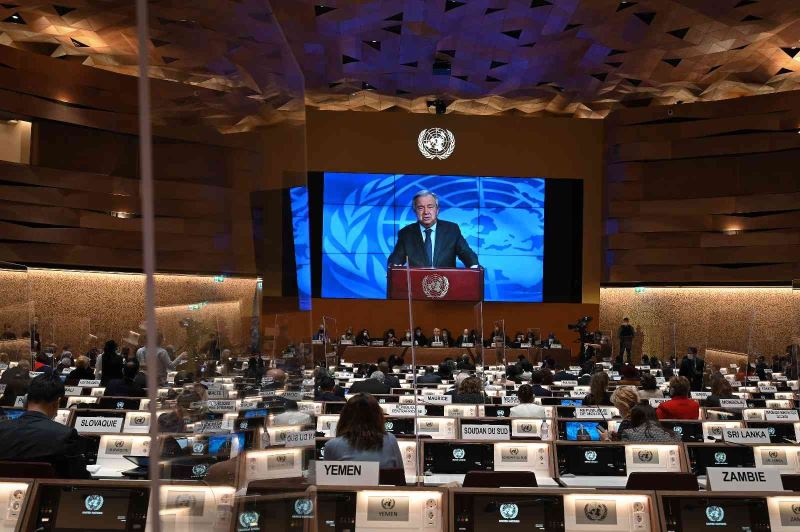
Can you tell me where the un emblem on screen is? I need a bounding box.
[294,498,313,516]
[421,274,449,298]
[500,504,519,520]
[706,506,725,523]
[584,503,608,522]
[418,128,455,160]
[85,495,104,512]
[239,511,259,528]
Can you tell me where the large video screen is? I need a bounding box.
[320,173,545,302]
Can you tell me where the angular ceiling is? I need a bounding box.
[1,0,800,124]
[272,0,800,117]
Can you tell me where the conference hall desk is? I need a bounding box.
[323,345,572,366]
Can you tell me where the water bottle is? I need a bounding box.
[540,420,549,440]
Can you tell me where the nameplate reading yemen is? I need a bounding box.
[314,461,378,486]
[461,424,511,440]
[706,467,783,492]
[722,428,771,444]
[76,416,123,433]
[285,430,316,448]
[765,409,800,421]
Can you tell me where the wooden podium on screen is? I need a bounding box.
[387,266,484,301]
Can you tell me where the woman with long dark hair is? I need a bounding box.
[583,372,612,406]
[322,393,403,469]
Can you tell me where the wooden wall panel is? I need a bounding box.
[605,90,800,283]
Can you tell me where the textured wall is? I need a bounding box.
[0,268,258,356]
[599,286,800,360]
[605,90,800,284]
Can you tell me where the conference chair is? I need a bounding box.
[0,460,57,479]
[462,470,538,488]
[626,472,699,491]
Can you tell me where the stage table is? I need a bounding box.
[314,344,573,367]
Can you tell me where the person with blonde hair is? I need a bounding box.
[600,385,640,440]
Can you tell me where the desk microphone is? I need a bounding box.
[705,435,752,448]
[780,436,799,445]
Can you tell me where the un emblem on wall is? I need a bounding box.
[421,274,449,298]
[418,128,455,160]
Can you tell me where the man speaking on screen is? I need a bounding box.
[388,190,479,268]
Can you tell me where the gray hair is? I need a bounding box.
[370,370,385,383]
[412,190,439,209]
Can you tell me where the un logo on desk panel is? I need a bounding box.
[421,274,449,298]
[500,504,519,520]
[418,128,455,160]
[584,503,608,522]
[381,498,396,510]
[584,450,597,462]
[85,495,104,512]
[453,448,466,460]
[706,506,725,523]
[714,452,727,464]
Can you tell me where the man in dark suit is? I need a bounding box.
[388,190,479,268]
[378,362,401,389]
[0,374,90,478]
[552,364,575,382]
[455,328,475,347]
[679,347,704,391]
[348,371,391,395]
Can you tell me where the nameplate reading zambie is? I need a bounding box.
[722,428,771,444]
[314,461,378,486]
[706,467,783,492]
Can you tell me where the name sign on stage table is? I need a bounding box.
[707,468,783,492]
[315,461,378,486]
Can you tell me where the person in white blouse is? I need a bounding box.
[510,384,546,417]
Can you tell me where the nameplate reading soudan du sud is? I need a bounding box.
[706,468,783,492]
[314,461,379,486]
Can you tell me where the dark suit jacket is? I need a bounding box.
[383,374,401,389]
[348,379,390,395]
[388,220,478,268]
[0,411,90,479]
[418,373,443,384]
